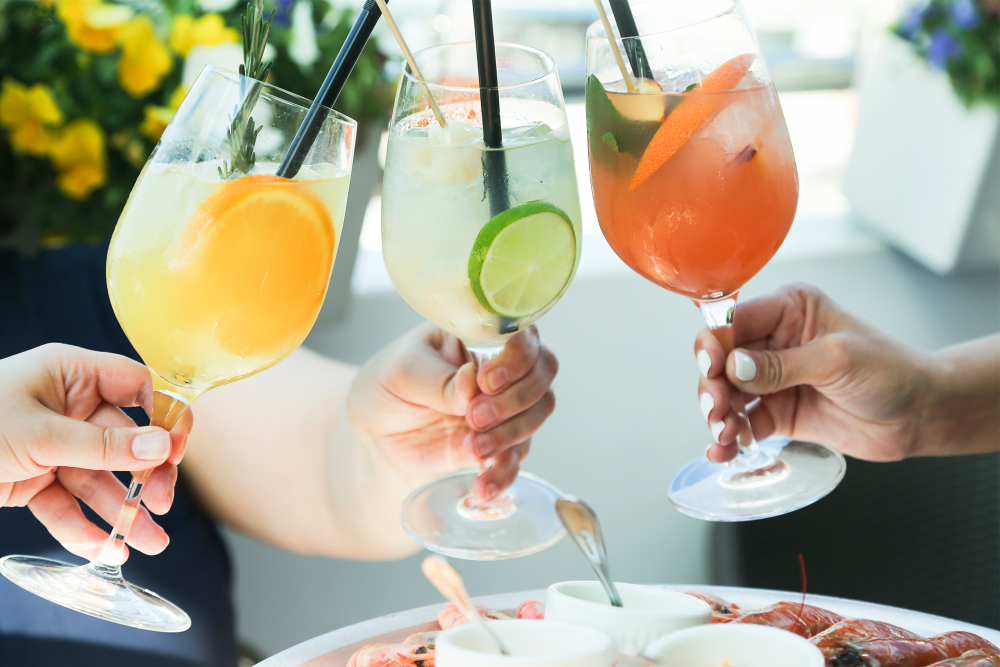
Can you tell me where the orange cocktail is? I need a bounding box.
[589,75,797,300]
[585,0,845,523]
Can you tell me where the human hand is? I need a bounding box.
[348,324,558,502]
[696,284,938,463]
[0,344,192,561]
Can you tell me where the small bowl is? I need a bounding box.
[644,623,824,667]
[435,620,614,667]
[545,581,712,654]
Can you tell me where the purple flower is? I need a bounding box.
[927,28,963,68]
[948,0,980,28]
[900,4,928,38]
[272,0,296,25]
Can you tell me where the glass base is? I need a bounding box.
[668,438,846,521]
[0,555,191,632]
[402,470,566,560]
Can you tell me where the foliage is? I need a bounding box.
[0,0,393,250]
[893,0,1000,107]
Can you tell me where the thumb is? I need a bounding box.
[727,341,839,396]
[30,418,171,472]
[441,361,478,415]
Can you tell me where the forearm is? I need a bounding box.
[183,347,424,560]
[921,334,1000,456]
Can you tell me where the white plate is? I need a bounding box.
[257,585,1000,667]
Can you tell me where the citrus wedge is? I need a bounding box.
[628,53,755,192]
[468,200,576,319]
[176,174,335,357]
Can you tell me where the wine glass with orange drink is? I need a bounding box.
[0,67,356,630]
[586,0,845,520]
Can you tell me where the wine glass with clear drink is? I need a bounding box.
[382,43,582,559]
[586,0,845,520]
[0,67,356,630]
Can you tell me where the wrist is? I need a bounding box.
[919,341,999,456]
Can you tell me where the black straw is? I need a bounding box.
[471,0,509,218]
[609,0,653,80]
[277,0,387,178]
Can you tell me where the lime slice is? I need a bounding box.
[468,200,576,318]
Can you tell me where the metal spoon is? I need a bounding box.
[555,497,624,607]
[421,556,511,655]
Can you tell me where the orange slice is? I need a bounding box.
[177,174,335,357]
[628,53,755,192]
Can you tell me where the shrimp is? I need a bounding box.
[827,631,999,667]
[926,650,1000,666]
[437,603,511,630]
[734,601,843,638]
[685,591,742,623]
[812,618,922,652]
[346,640,435,667]
[517,599,545,620]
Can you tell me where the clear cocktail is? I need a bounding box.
[384,42,580,560]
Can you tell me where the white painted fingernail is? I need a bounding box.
[132,431,170,460]
[710,421,725,443]
[699,392,714,420]
[734,350,758,382]
[705,442,716,454]
[697,349,712,377]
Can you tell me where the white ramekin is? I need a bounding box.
[544,581,712,655]
[435,619,614,667]
[644,623,825,667]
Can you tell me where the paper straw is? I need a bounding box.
[592,0,635,92]
[609,0,653,80]
[277,0,386,178]
[471,0,510,218]
[372,0,447,127]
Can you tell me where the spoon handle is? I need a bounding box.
[422,556,511,655]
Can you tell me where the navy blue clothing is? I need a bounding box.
[0,243,238,667]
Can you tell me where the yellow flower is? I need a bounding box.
[0,79,63,129]
[10,120,54,156]
[57,163,107,199]
[117,16,173,98]
[140,83,188,142]
[140,105,173,142]
[56,0,133,54]
[169,13,238,57]
[49,119,107,200]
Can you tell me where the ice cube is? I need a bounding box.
[397,119,483,186]
[699,101,764,157]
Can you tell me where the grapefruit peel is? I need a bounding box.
[628,53,756,192]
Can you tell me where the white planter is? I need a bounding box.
[844,32,1000,274]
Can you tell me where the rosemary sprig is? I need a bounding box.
[218,0,274,180]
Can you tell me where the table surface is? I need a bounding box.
[256,584,1000,667]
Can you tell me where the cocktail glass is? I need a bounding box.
[383,43,581,559]
[585,0,845,521]
[0,67,356,630]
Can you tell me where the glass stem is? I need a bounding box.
[88,380,200,576]
[464,342,506,477]
[696,295,769,469]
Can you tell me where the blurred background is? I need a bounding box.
[0,0,997,662]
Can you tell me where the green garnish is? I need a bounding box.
[684,82,699,92]
[601,132,620,153]
[218,0,274,180]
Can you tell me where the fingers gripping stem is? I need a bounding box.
[92,384,198,571]
[696,296,766,467]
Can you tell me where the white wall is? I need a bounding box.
[224,232,1000,659]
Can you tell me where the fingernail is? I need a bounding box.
[486,368,508,392]
[710,421,725,443]
[697,349,712,377]
[699,392,715,420]
[474,433,494,458]
[705,442,716,455]
[132,431,170,461]
[472,402,497,429]
[485,483,499,501]
[734,350,758,382]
